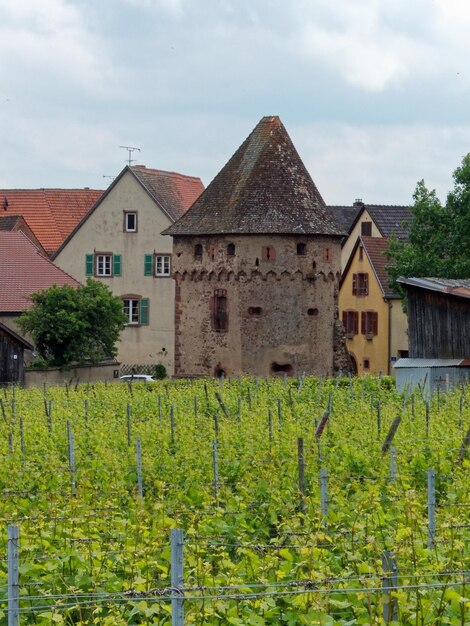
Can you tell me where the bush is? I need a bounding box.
[154,363,167,379]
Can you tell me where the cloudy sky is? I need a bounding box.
[1,0,470,204]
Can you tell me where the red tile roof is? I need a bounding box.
[0,232,80,313]
[130,166,204,221]
[0,215,46,255]
[0,188,103,255]
[361,236,397,298]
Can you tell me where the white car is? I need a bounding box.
[119,374,155,383]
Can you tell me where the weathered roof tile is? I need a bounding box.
[0,232,80,313]
[0,189,102,255]
[165,116,345,236]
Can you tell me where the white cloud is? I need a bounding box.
[0,0,113,96]
[291,122,470,204]
[123,0,185,16]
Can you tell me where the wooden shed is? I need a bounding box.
[0,322,33,387]
[398,277,470,359]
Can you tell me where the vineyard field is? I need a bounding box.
[0,375,469,625]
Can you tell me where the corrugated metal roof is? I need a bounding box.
[398,277,470,299]
[165,116,345,237]
[394,358,470,368]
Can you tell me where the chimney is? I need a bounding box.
[353,198,364,207]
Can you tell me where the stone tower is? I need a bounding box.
[164,116,345,377]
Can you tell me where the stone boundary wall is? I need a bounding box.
[24,361,121,388]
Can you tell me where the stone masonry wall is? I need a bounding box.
[172,234,342,377]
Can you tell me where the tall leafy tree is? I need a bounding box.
[387,154,470,292]
[18,279,127,366]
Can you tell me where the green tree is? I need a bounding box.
[387,154,470,293]
[18,279,127,366]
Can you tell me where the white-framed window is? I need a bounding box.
[123,298,140,324]
[96,254,112,276]
[122,296,149,325]
[155,254,171,276]
[124,211,137,232]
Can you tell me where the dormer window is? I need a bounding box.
[361,221,372,236]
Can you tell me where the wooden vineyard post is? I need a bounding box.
[315,411,329,464]
[212,439,219,507]
[268,409,273,442]
[427,469,435,550]
[382,416,401,456]
[458,426,470,463]
[377,401,381,439]
[47,399,52,433]
[297,438,306,518]
[425,402,430,437]
[215,392,229,419]
[382,551,398,623]
[213,411,219,438]
[136,436,143,499]
[8,524,19,626]
[8,432,12,454]
[171,529,184,626]
[277,398,282,429]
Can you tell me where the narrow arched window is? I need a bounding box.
[194,244,203,258]
[227,243,235,256]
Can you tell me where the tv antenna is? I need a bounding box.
[102,175,116,182]
[120,145,141,166]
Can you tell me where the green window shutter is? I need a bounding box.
[113,254,122,277]
[86,254,94,276]
[140,298,149,325]
[144,254,153,276]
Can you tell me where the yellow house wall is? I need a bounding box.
[390,299,409,363]
[339,246,390,376]
[54,171,176,374]
[341,210,383,271]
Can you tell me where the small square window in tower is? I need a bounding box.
[212,289,228,332]
[261,245,276,261]
[297,243,306,255]
[227,243,235,256]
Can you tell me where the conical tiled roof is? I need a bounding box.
[164,116,345,236]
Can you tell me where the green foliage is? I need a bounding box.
[0,376,469,624]
[18,279,127,366]
[154,363,167,379]
[387,154,470,297]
